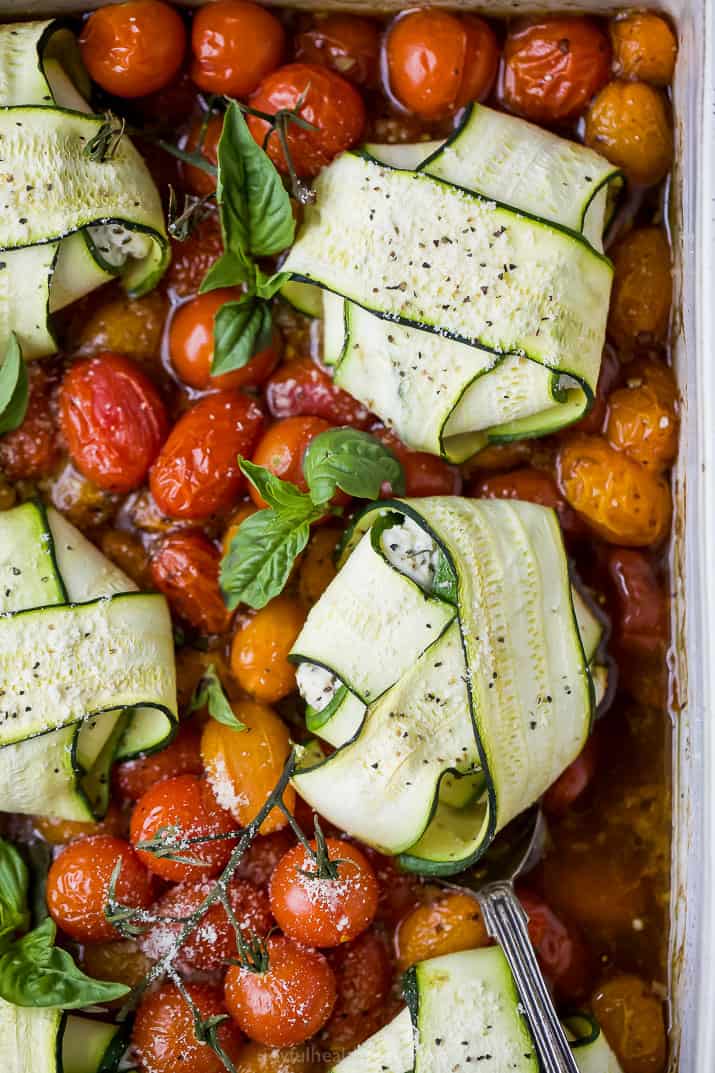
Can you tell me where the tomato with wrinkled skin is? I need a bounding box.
[472,467,585,538]
[517,887,592,1001]
[130,773,238,882]
[396,890,490,970]
[150,531,232,635]
[608,229,673,351]
[224,935,336,1047]
[34,802,124,847]
[386,10,499,119]
[298,526,340,606]
[591,974,667,1073]
[47,835,154,943]
[270,838,379,946]
[295,15,381,88]
[249,416,339,507]
[611,12,677,87]
[374,428,463,497]
[585,81,673,187]
[79,0,186,98]
[59,353,168,494]
[0,364,60,480]
[233,1042,314,1073]
[114,721,203,802]
[182,113,221,198]
[133,982,243,1073]
[324,931,393,1053]
[502,18,611,123]
[191,0,285,97]
[606,548,668,658]
[99,529,150,589]
[371,854,422,928]
[230,595,306,703]
[165,213,224,299]
[248,64,366,179]
[150,390,264,520]
[542,735,598,817]
[236,830,296,887]
[81,939,151,992]
[606,358,678,470]
[266,356,373,429]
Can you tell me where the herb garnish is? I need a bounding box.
[83,111,126,163]
[188,663,246,731]
[0,333,28,436]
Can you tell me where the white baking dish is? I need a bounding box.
[1,1,713,1070]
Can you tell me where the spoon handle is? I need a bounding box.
[478,880,580,1073]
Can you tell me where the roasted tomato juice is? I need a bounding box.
[0,5,677,1073]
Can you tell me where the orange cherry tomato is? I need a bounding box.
[80,1,186,98]
[298,526,340,606]
[249,416,336,507]
[34,802,124,847]
[230,595,306,703]
[606,547,668,659]
[222,502,258,557]
[373,428,462,497]
[502,17,611,123]
[0,364,60,480]
[517,887,592,1002]
[170,290,281,391]
[606,358,678,470]
[584,81,673,187]
[190,0,285,97]
[150,531,232,635]
[141,875,271,973]
[150,390,264,520]
[324,931,393,1053]
[81,938,151,991]
[386,10,498,119]
[47,835,154,943]
[542,735,598,817]
[610,12,677,87]
[165,212,224,299]
[114,721,203,802]
[224,934,336,1047]
[557,435,671,546]
[591,974,667,1073]
[182,113,222,198]
[266,355,373,429]
[295,15,381,88]
[269,838,379,946]
[133,981,243,1073]
[608,228,673,351]
[247,63,365,179]
[472,467,585,538]
[396,890,490,971]
[201,701,296,834]
[130,773,238,882]
[59,353,168,494]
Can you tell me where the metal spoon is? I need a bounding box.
[444,808,580,1073]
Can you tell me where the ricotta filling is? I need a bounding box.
[380,515,440,590]
[297,661,340,713]
[88,222,151,268]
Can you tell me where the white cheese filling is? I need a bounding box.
[297,661,340,713]
[88,222,151,268]
[380,515,440,590]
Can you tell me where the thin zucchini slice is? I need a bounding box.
[280,279,323,317]
[0,1000,64,1073]
[61,1014,128,1073]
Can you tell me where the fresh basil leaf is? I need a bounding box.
[200,248,254,294]
[0,839,29,946]
[220,501,322,611]
[240,460,310,511]
[211,295,273,376]
[0,334,29,436]
[254,267,291,301]
[0,918,128,1008]
[189,664,246,731]
[217,101,295,259]
[303,428,405,504]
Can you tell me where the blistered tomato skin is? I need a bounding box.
[608,228,672,350]
[133,982,243,1073]
[502,17,611,123]
[190,0,286,97]
[266,356,373,429]
[472,467,585,538]
[165,213,224,299]
[114,721,203,802]
[79,1,186,98]
[374,428,462,497]
[606,548,668,658]
[46,835,154,943]
[295,15,381,87]
[324,931,393,1052]
[249,415,339,507]
[150,531,231,635]
[59,353,168,494]
[130,773,238,882]
[591,975,667,1073]
[585,81,673,186]
[396,891,490,971]
[606,358,679,470]
[248,63,366,178]
[182,113,222,198]
[610,12,677,86]
[230,595,306,703]
[150,390,264,520]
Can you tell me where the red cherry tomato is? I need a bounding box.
[0,364,60,480]
[502,18,611,123]
[324,930,393,1052]
[170,290,280,391]
[517,887,591,1002]
[295,15,381,87]
[150,391,264,520]
[373,428,462,497]
[133,982,243,1073]
[542,735,599,817]
[371,853,423,928]
[79,1,186,98]
[606,548,668,658]
[130,773,238,882]
[247,63,366,178]
[471,467,585,538]
[165,213,224,299]
[182,113,221,198]
[114,721,203,802]
[235,830,296,887]
[224,934,336,1046]
[269,838,379,947]
[190,0,285,97]
[141,876,271,972]
[46,835,154,943]
[59,353,168,494]
[386,10,499,119]
[266,355,373,429]
[249,415,344,508]
[150,531,231,635]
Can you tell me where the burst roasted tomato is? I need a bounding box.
[114,721,203,802]
[79,0,186,98]
[190,0,286,97]
[133,982,243,1073]
[606,548,668,658]
[374,428,462,497]
[150,391,264,520]
[265,356,373,429]
[247,63,366,178]
[46,835,154,943]
[386,10,499,119]
[606,358,679,470]
[150,531,232,635]
[502,17,611,123]
[295,14,381,87]
[472,467,585,537]
[59,353,168,494]
[584,81,673,187]
[165,213,224,299]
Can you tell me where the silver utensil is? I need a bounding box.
[446,808,580,1073]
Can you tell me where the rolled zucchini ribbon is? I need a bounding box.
[291,498,608,876]
[0,502,177,821]
[283,103,622,462]
[0,20,169,361]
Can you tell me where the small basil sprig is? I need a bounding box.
[0,334,29,436]
[201,101,295,376]
[0,841,29,946]
[189,664,246,731]
[220,429,404,611]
